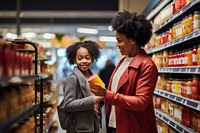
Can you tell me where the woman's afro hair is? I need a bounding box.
[111,10,152,47]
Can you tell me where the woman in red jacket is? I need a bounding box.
[91,10,158,133]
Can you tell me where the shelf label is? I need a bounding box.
[163,116,169,123]
[174,39,181,44]
[164,93,169,97]
[186,100,198,109]
[181,68,187,73]
[176,97,183,103]
[169,94,175,100]
[190,68,196,73]
[194,30,200,37]
[169,41,174,46]
[181,36,186,42]
[176,125,183,133]
[186,33,193,40]
[169,121,175,127]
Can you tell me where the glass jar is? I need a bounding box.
[194,11,200,31]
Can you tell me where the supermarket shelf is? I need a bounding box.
[146,0,172,20]
[0,75,39,87]
[153,0,200,33]
[146,29,200,54]
[157,66,200,74]
[155,109,197,133]
[0,104,39,132]
[154,89,200,111]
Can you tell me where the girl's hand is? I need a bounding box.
[91,83,106,96]
[94,96,104,104]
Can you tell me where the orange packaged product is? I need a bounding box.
[187,48,193,66]
[197,45,200,66]
[192,75,199,100]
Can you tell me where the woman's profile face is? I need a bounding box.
[74,47,93,72]
[115,32,134,57]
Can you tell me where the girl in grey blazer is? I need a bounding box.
[63,41,104,133]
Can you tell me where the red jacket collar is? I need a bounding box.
[117,49,148,69]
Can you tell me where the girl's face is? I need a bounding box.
[115,32,135,57]
[74,47,93,73]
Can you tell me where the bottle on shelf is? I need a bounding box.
[192,75,199,100]
[192,46,197,66]
[197,44,200,66]
[194,11,200,31]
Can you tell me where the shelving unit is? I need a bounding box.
[146,0,200,132]
[157,66,200,74]
[154,0,200,33]
[146,29,200,54]
[0,40,51,133]
[154,89,200,111]
[155,109,197,133]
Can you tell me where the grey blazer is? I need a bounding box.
[63,66,99,133]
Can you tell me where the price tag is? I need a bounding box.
[169,121,175,127]
[176,97,183,103]
[181,36,186,42]
[190,68,196,73]
[176,125,183,133]
[186,100,198,109]
[174,39,181,44]
[164,93,169,97]
[181,68,186,73]
[163,116,168,123]
[194,30,200,37]
[169,94,175,100]
[186,33,193,40]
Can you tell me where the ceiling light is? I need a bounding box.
[43,33,55,39]
[6,33,18,39]
[76,28,98,34]
[22,32,36,38]
[98,36,116,42]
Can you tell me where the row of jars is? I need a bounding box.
[0,42,34,78]
[0,84,34,123]
[173,0,193,14]
[157,119,176,133]
[156,74,200,100]
[149,10,200,48]
[152,45,200,68]
[154,96,200,132]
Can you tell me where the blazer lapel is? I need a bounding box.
[73,67,92,97]
[115,50,147,92]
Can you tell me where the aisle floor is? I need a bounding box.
[55,95,107,133]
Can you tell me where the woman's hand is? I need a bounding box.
[91,83,107,96]
[94,96,104,104]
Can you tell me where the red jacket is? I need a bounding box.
[105,50,158,133]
